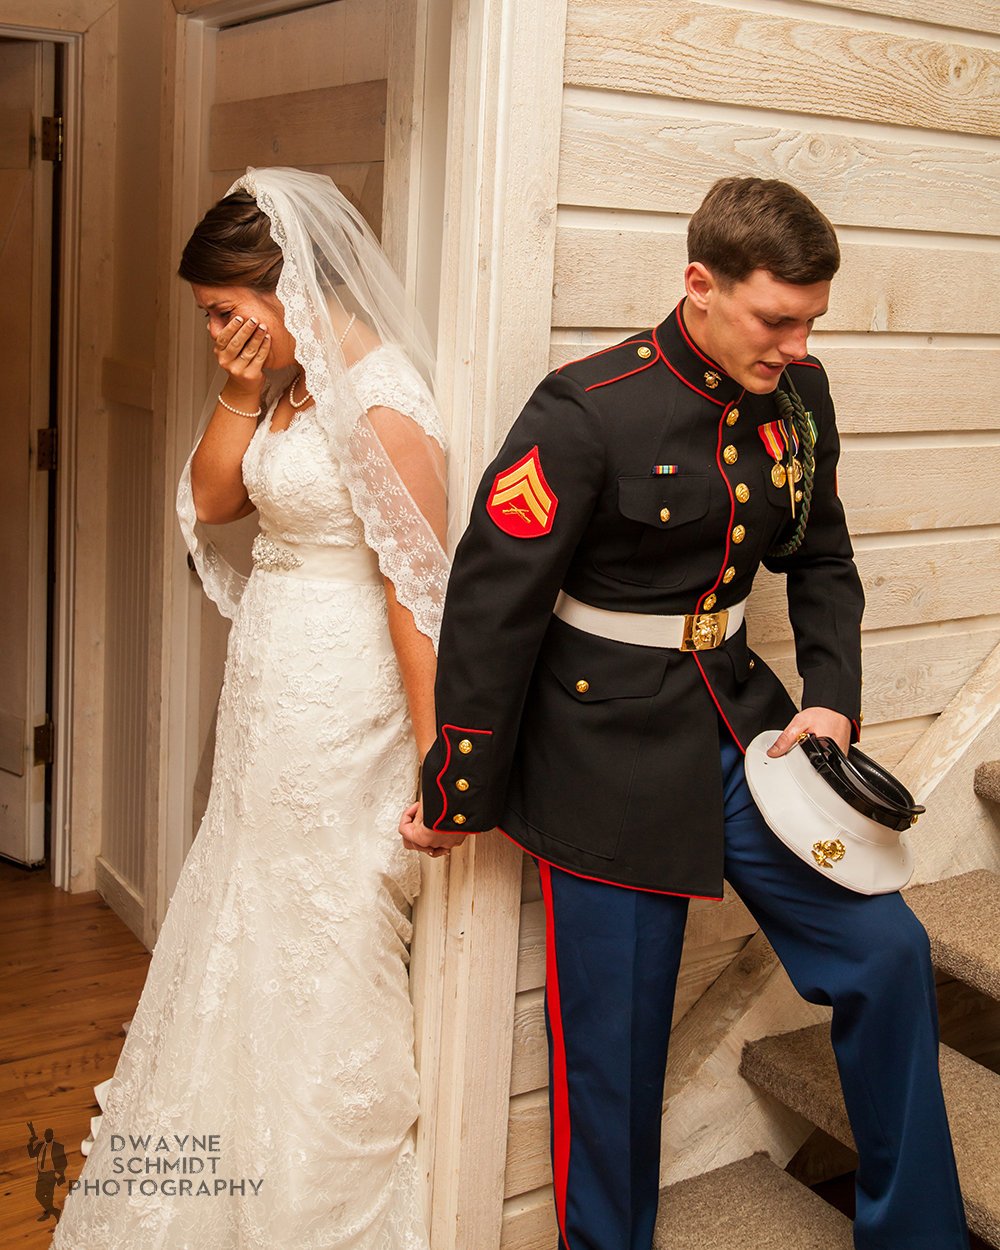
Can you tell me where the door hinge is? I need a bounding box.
[41,115,64,163]
[33,718,54,767]
[37,427,57,471]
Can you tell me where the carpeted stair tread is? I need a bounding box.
[653,1153,853,1249]
[906,869,1000,1002]
[974,761,1000,806]
[741,1024,1000,1246]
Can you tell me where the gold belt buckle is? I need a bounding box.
[680,609,729,651]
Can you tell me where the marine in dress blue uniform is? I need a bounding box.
[416,182,968,1249]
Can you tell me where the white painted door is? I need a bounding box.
[0,39,54,864]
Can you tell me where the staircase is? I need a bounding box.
[652,867,1000,1246]
[738,868,1000,1247]
[654,1153,853,1248]
[975,762,1000,807]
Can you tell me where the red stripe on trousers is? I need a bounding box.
[539,861,572,1247]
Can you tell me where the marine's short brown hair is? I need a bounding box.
[178,191,283,291]
[687,177,840,286]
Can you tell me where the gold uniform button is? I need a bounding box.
[732,524,746,544]
[749,658,755,670]
[453,814,467,825]
[637,345,652,359]
[703,594,717,611]
[734,482,750,504]
[726,407,740,426]
[659,507,671,523]
[795,489,803,503]
[455,778,470,792]
[575,680,590,694]
[723,445,738,465]
[722,566,736,584]
[458,738,473,754]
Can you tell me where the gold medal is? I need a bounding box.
[771,462,787,489]
[792,457,803,483]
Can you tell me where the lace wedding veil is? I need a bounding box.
[176,166,449,646]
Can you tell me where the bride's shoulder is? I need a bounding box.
[347,344,443,441]
[348,342,423,388]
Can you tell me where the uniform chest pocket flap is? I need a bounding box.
[617,474,711,530]
[541,618,668,701]
[611,474,712,587]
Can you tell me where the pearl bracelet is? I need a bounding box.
[217,393,263,419]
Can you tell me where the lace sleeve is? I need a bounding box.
[344,347,450,645]
[349,346,446,449]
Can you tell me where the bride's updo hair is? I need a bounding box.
[178,191,283,292]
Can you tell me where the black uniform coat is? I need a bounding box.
[421,302,864,898]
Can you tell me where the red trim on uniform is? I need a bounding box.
[675,300,730,376]
[432,725,493,831]
[498,827,723,902]
[555,338,657,374]
[851,717,861,741]
[695,395,745,613]
[575,339,661,392]
[651,316,728,406]
[691,652,746,754]
[539,861,573,1248]
[788,358,821,370]
[660,354,726,406]
[585,361,659,392]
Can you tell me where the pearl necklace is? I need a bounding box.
[288,314,357,410]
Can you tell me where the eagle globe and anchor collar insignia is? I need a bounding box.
[744,731,924,895]
[486,445,558,538]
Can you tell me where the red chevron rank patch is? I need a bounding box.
[486,445,558,538]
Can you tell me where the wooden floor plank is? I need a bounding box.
[0,861,149,1246]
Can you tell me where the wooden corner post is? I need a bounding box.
[426,1,569,1247]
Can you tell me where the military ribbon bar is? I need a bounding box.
[757,421,785,462]
[651,464,679,475]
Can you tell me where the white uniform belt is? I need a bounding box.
[251,533,383,584]
[554,591,746,651]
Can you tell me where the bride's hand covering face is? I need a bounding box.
[177,167,450,647]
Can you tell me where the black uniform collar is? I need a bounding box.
[653,301,743,409]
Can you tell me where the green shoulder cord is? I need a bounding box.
[768,373,817,559]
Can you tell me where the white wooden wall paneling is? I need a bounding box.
[558,100,1000,237]
[750,539,1000,641]
[760,622,1000,725]
[564,1,1000,136]
[550,338,999,436]
[795,0,999,38]
[553,227,1000,336]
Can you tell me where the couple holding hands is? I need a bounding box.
[53,169,967,1250]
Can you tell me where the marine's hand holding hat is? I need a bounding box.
[766,706,852,758]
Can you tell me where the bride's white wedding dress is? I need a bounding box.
[54,347,433,1250]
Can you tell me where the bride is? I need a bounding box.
[53,167,461,1249]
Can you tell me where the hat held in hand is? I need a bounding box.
[744,731,924,895]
